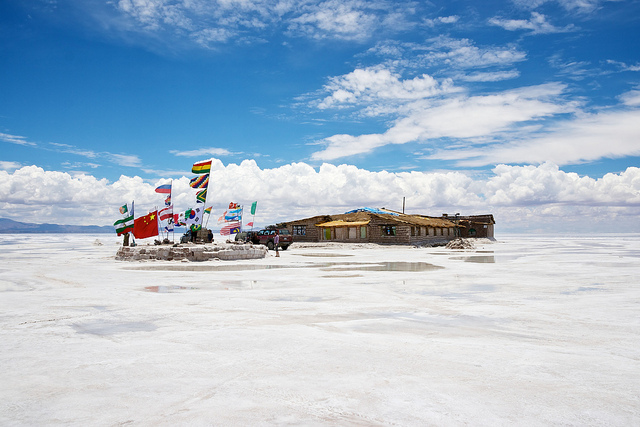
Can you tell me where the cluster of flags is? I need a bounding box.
[114,159,260,241]
[218,202,242,236]
[113,202,159,240]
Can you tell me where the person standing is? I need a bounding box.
[274,230,280,257]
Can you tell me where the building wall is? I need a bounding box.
[285,215,462,245]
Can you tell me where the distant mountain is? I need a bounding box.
[0,218,114,234]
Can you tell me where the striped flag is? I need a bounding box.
[189,174,209,189]
[204,206,212,214]
[155,184,171,194]
[192,160,212,174]
[196,189,207,203]
[114,215,134,236]
[159,206,173,221]
[220,221,241,236]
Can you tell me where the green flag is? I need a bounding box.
[114,215,134,236]
[250,201,257,215]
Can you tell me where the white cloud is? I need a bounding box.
[429,108,640,167]
[0,161,22,171]
[109,0,420,46]
[489,12,576,34]
[106,153,143,167]
[170,148,235,157]
[311,83,571,161]
[606,60,640,72]
[511,0,605,14]
[315,67,460,110]
[0,132,36,146]
[2,161,639,232]
[424,15,459,26]
[457,70,520,82]
[619,89,640,106]
[422,36,527,69]
[287,0,379,41]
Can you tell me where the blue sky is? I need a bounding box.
[1,0,640,232]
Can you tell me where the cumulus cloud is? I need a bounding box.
[489,12,576,34]
[2,161,639,232]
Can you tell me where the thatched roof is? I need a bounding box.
[286,211,457,228]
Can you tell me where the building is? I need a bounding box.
[453,214,495,239]
[282,208,467,245]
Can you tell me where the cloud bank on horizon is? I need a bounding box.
[1,0,639,231]
[2,161,639,233]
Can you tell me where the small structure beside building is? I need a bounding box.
[452,214,495,239]
[282,208,492,246]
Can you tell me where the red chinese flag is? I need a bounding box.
[133,211,159,239]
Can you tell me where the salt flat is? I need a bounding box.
[1,234,638,426]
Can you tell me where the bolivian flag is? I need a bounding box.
[192,160,212,174]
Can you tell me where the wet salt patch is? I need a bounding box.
[126,261,444,272]
[321,261,443,272]
[144,285,198,293]
[72,320,157,335]
[293,253,354,257]
[451,255,496,263]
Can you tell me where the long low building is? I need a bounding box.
[282,208,494,245]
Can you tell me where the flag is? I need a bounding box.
[196,189,207,203]
[159,206,173,221]
[185,205,204,225]
[220,221,241,236]
[204,206,212,214]
[228,202,238,209]
[155,184,171,194]
[192,160,212,174]
[119,204,128,215]
[189,174,209,189]
[250,201,257,216]
[164,196,171,206]
[225,207,242,221]
[133,211,159,239]
[114,214,134,236]
[246,222,254,227]
[174,213,184,226]
[217,211,227,223]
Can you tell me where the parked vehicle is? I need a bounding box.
[237,228,292,250]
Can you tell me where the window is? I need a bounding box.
[411,227,416,236]
[360,226,367,239]
[381,225,397,236]
[292,225,306,236]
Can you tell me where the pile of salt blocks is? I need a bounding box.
[116,242,268,262]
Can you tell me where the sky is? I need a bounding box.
[1,0,639,233]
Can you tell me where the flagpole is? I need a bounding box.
[171,180,175,243]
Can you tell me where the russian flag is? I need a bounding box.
[155,184,171,194]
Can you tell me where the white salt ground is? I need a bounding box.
[0,233,639,426]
